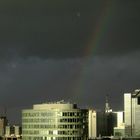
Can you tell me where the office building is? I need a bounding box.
[88,110,117,138]
[88,109,107,138]
[22,101,88,140]
[114,111,125,137]
[88,97,117,138]
[88,109,97,139]
[124,89,140,137]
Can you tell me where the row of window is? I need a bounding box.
[62,112,83,117]
[22,112,55,117]
[22,118,84,123]
[23,136,83,140]
[22,124,83,129]
[23,130,39,135]
[23,130,83,135]
[22,112,84,118]
[22,119,55,123]
[59,118,83,123]
[57,130,83,135]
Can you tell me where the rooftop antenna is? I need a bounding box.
[4,107,7,117]
[105,94,112,113]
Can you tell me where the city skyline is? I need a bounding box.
[0,1,140,124]
[0,90,140,139]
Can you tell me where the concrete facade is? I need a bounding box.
[22,101,88,140]
[88,109,97,139]
[114,111,125,137]
[124,89,140,137]
[0,117,7,137]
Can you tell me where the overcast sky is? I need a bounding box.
[0,1,140,124]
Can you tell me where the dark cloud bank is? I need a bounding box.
[0,1,140,124]
[0,1,140,59]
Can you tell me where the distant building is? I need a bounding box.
[96,111,108,137]
[124,89,140,137]
[5,126,11,136]
[104,96,117,136]
[105,95,112,113]
[114,111,125,137]
[22,101,88,140]
[88,110,117,138]
[0,117,8,137]
[5,125,22,137]
[88,109,97,139]
[97,112,117,137]
[14,126,21,137]
[88,96,117,139]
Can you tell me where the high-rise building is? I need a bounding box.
[124,89,140,137]
[88,96,117,139]
[22,101,88,140]
[88,109,97,139]
[88,110,117,138]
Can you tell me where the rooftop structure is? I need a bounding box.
[105,95,112,113]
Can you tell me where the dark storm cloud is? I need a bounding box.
[0,0,140,124]
[0,0,140,59]
[0,51,140,123]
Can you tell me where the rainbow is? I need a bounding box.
[72,1,114,103]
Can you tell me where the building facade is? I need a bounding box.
[88,109,117,138]
[88,109,97,139]
[5,125,22,137]
[0,117,8,137]
[22,101,88,140]
[124,89,140,137]
[114,111,125,137]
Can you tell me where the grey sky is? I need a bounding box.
[0,0,140,124]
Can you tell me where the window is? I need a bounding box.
[137,97,140,105]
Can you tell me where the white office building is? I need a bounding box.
[88,109,97,139]
[22,101,88,140]
[124,89,140,137]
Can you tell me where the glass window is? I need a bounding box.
[137,97,140,105]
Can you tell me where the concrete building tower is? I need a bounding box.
[88,109,97,139]
[124,89,140,137]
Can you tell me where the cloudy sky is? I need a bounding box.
[0,1,140,124]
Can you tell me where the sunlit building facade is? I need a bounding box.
[88,109,97,139]
[0,116,8,137]
[88,109,117,138]
[114,111,125,137]
[5,125,22,140]
[5,125,22,137]
[22,101,88,140]
[124,89,140,137]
